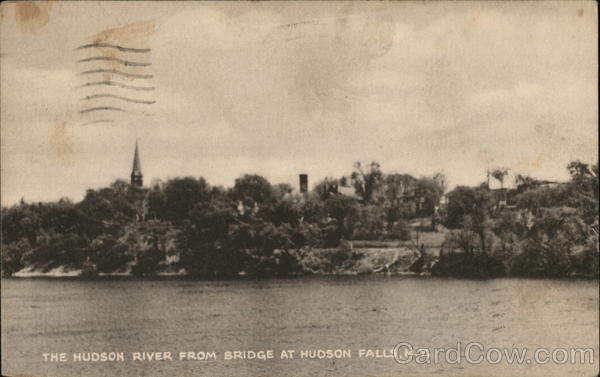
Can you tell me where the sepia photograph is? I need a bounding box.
[1,1,598,376]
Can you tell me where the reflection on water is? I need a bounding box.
[1,276,598,377]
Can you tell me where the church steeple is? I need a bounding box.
[130,140,143,187]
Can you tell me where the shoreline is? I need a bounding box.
[8,266,424,279]
[4,268,597,281]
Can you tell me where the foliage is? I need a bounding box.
[445,186,489,229]
[351,161,383,203]
[389,220,412,241]
[352,205,387,240]
[179,198,244,277]
[514,174,539,193]
[415,176,446,217]
[509,207,588,278]
[313,177,340,200]
[127,221,175,275]
[88,235,132,273]
[2,160,597,279]
[156,177,211,224]
[1,238,30,276]
[490,168,509,188]
[382,174,418,220]
[232,174,275,207]
[514,185,570,214]
[322,195,359,244]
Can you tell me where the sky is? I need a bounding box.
[1,1,598,206]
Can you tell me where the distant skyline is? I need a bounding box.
[1,1,598,206]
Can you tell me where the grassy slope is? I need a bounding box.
[304,218,449,275]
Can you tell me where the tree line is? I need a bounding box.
[436,161,598,278]
[1,160,598,279]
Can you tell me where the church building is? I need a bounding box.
[131,140,143,187]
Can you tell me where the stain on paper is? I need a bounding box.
[14,1,52,34]
[50,120,74,166]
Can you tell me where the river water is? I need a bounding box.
[1,276,598,377]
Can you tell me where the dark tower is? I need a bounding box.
[130,140,143,187]
[299,174,308,194]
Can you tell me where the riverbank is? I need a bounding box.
[10,245,426,278]
[5,220,598,280]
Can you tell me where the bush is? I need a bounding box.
[1,238,30,276]
[509,207,591,278]
[28,233,88,269]
[131,245,165,275]
[389,220,411,241]
[96,243,132,273]
[352,205,387,240]
[570,245,599,278]
[511,238,573,278]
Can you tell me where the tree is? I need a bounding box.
[147,182,167,220]
[178,197,244,277]
[572,220,599,277]
[120,220,178,275]
[273,183,293,198]
[1,238,31,276]
[271,196,302,226]
[323,195,359,241]
[433,223,506,278]
[232,175,274,207]
[33,232,88,269]
[78,182,139,226]
[88,234,132,273]
[40,201,87,237]
[445,186,494,253]
[509,207,587,278]
[382,174,417,220]
[313,177,339,200]
[415,176,445,217]
[432,172,447,192]
[491,168,509,188]
[514,174,539,193]
[351,161,383,203]
[1,203,43,245]
[491,168,509,203]
[567,160,596,178]
[352,204,387,240]
[566,160,599,224]
[161,177,211,224]
[514,185,570,215]
[296,194,324,224]
[446,186,490,228]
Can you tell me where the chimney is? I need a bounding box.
[299,174,308,194]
